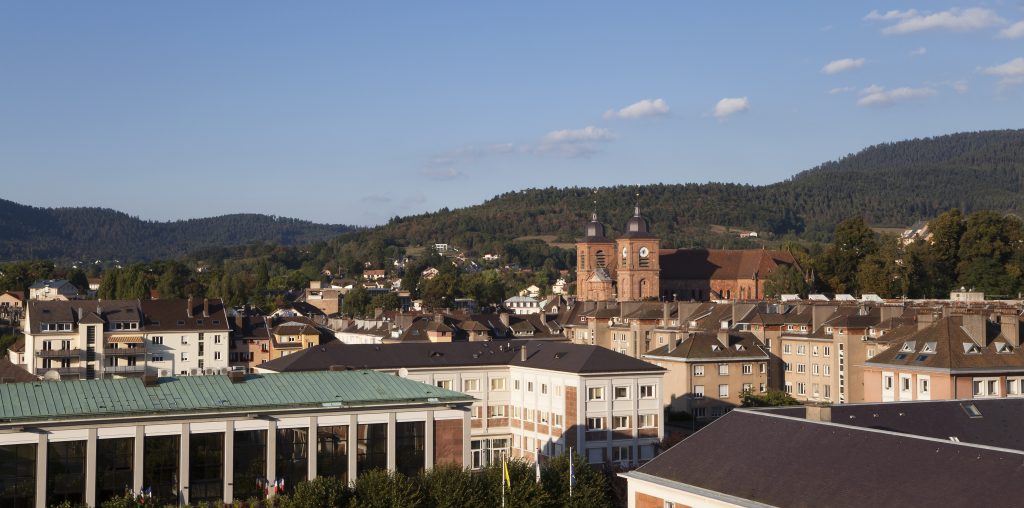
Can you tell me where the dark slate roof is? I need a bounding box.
[867,315,1024,371]
[142,299,230,332]
[629,408,1024,508]
[260,340,664,375]
[644,331,768,361]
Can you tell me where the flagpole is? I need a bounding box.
[569,446,574,498]
[501,455,506,508]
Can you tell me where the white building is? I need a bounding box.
[28,279,79,301]
[504,296,542,315]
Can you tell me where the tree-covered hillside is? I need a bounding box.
[0,199,356,261]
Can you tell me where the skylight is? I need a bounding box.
[960,403,983,418]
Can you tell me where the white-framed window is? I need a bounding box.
[527,382,534,392]
[742,364,753,375]
[797,382,806,395]
[759,383,766,393]
[612,446,631,462]
[812,383,820,397]
[513,379,520,390]
[614,386,630,400]
[1007,377,1024,397]
[692,407,707,418]
[783,344,792,354]
[181,336,189,345]
[613,415,630,429]
[214,351,221,360]
[639,384,656,399]
[490,377,507,391]
[638,414,657,428]
[812,364,820,375]
[918,375,931,400]
[181,352,189,361]
[553,414,563,427]
[824,384,831,398]
[797,345,806,355]
[152,336,163,345]
[693,365,705,376]
[214,335,221,344]
[151,355,164,362]
[693,385,705,398]
[784,382,793,394]
[471,406,483,419]
[587,386,605,401]
[973,377,1000,398]
[797,363,806,374]
[436,379,453,390]
[488,405,506,418]
[784,362,792,372]
[541,384,548,394]
[823,346,831,357]
[554,385,563,396]
[742,383,753,392]
[718,364,729,376]
[823,365,831,376]
[463,379,480,392]
[812,346,819,356]
[719,384,729,398]
[586,417,605,430]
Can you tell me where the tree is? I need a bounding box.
[540,452,614,508]
[855,236,909,298]
[763,264,809,298]
[370,292,400,312]
[351,469,423,508]
[741,389,800,407]
[418,464,490,508]
[280,476,352,508]
[342,285,371,317]
[815,216,878,294]
[66,269,89,294]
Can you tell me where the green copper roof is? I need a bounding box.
[0,371,471,423]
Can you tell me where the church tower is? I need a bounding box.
[576,212,616,301]
[615,206,660,301]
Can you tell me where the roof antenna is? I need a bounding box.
[635,190,641,216]
[592,189,599,222]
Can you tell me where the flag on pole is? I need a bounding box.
[503,456,512,488]
[568,447,576,497]
[535,448,542,483]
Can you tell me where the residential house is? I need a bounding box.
[28,279,78,301]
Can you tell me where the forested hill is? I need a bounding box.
[371,129,1024,251]
[0,199,356,261]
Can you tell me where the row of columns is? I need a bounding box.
[29,409,464,508]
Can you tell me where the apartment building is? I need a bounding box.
[622,400,1024,508]
[643,327,769,418]
[0,370,471,507]
[257,340,665,468]
[863,312,1024,402]
[22,298,231,380]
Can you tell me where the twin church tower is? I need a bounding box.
[576,206,661,302]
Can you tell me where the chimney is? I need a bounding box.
[917,312,935,331]
[962,313,987,346]
[520,345,527,362]
[499,312,510,327]
[1001,314,1020,348]
[717,320,730,347]
[806,405,832,422]
[142,373,159,387]
[812,305,837,332]
[880,305,902,325]
[667,337,681,354]
[187,297,194,318]
[662,302,671,325]
[202,298,210,318]
[228,370,246,383]
[78,307,83,320]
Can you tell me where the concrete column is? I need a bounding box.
[386,413,397,472]
[179,423,190,506]
[266,419,277,490]
[462,408,472,468]
[224,420,235,504]
[308,416,317,481]
[424,411,434,471]
[85,429,97,507]
[133,426,144,494]
[347,416,357,483]
[35,433,47,508]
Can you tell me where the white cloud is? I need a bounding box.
[420,167,465,180]
[910,47,927,56]
[857,85,937,106]
[868,8,1004,34]
[821,57,866,75]
[829,86,856,94]
[952,80,969,94]
[864,9,918,21]
[981,57,1024,76]
[713,97,750,119]
[999,20,1024,39]
[981,57,1024,88]
[604,98,670,119]
[539,126,615,157]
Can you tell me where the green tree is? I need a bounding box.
[540,453,614,508]
[280,476,352,508]
[418,464,490,508]
[351,469,423,508]
[855,236,910,298]
[815,216,878,294]
[741,389,800,407]
[66,269,89,294]
[370,292,400,312]
[342,285,371,317]
[763,264,809,298]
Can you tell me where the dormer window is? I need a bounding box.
[963,343,983,354]
[996,342,1014,354]
[922,342,937,354]
[825,327,833,334]
[734,344,745,351]
[711,344,723,352]
[900,341,916,353]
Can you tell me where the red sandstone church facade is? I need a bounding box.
[576,208,801,302]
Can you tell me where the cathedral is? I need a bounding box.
[576,208,801,302]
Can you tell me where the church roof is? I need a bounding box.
[659,249,799,281]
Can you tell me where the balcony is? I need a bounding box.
[37,348,85,359]
[103,365,148,375]
[102,348,146,356]
[42,367,86,379]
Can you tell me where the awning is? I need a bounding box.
[108,336,144,344]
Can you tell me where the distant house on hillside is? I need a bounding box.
[28,279,78,301]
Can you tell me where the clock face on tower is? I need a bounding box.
[621,247,628,259]
[639,246,650,258]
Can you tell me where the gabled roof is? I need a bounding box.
[260,340,664,375]
[659,249,799,281]
[0,357,36,383]
[628,407,1024,508]
[867,315,1024,371]
[645,331,768,361]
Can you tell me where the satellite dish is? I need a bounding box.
[398,367,409,378]
[42,370,61,381]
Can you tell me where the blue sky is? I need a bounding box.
[1,2,1022,226]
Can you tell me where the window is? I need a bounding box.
[152,355,164,362]
[742,364,753,375]
[823,365,831,376]
[784,362,792,372]
[463,379,480,392]
[587,387,605,401]
[693,385,704,398]
[436,379,453,390]
[181,352,189,361]
[797,345,806,355]
[759,383,766,393]
[614,386,630,400]
[1008,377,1024,397]
[692,407,707,418]
[471,406,483,420]
[718,364,729,376]
[214,352,221,361]
[638,414,657,428]
[527,382,534,392]
[719,384,729,398]
[783,344,791,354]
[796,363,806,374]
[612,446,631,462]
[490,378,506,391]
[513,379,520,390]
[824,384,831,398]
[554,385,562,396]
[613,416,630,429]
[823,346,831,357]
[541,384,548,395]
[812,383,820,397]
[214,335,221,344]
[152,336,163,345]
[759,363,767,374]
[639,385,655,399]
[812,364,820,375]
[586,417,605,431]
[797,382,806,395]
[784,382,793,394]
[812,346,819,356]
[488,405,506,418]
[693,365,705,376]
[973,377,1000,398]
[181,336,189,345]
[742,383,753,392]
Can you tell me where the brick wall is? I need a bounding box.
[434,419,463,466]
[565,386,578,449]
